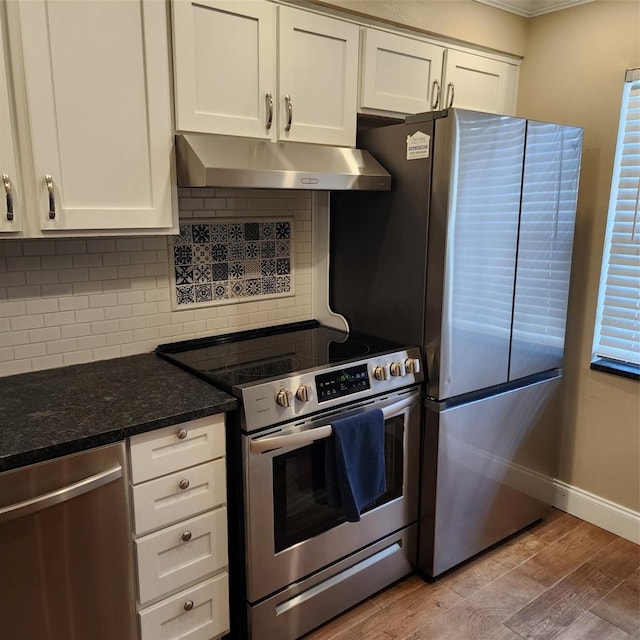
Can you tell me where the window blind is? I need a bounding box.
[593,69,640,367]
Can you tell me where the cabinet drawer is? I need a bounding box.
[136,507,228,606]
[129,414,225,484]
[132,459,226,535]
[139,573,229,640]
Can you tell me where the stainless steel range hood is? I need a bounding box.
[175,133,391,191]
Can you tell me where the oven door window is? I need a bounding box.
[272,415,404,553]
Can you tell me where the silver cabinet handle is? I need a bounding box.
[183,600,194,611]
[284,95,293,132]
[0,465,122,524]
[45,174,55,219]
[431,79,441,110]
[177,428,188,440]
[179,478,190,490]
[181,531,192,542]
[446,82,454,108]
[250,392,419,454]
[265,92,273,130]
[2,174,13,221]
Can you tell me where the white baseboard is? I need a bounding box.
[553,480,640,544]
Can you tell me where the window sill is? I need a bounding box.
[591,358,639,381]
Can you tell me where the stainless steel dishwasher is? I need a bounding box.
[0,442,137,639]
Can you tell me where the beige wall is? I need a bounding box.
[515,0,639,511]
[311,0,528,56]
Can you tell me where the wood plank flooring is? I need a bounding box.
[303,510,640,640]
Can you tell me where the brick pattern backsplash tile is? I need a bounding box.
[0,189,313,377]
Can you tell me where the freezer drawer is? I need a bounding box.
[419,375,561,577]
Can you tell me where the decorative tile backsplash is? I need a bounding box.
[0,189,313,377]
[171,219,294,308]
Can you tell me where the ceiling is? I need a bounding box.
[473,0,594,17]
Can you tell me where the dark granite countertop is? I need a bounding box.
[0,353,237,472]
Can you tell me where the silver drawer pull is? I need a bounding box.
[2,174,13,221]
[177,428,188,440]
[181,531,192,542]
[179,479,190,490]
[183,600,194,611]
[45,174,55,219]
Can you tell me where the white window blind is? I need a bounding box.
[593,69,640,367]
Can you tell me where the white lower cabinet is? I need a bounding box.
[132,459,227,535]
[129,415,229,640]
[136,508,228,606]
[138,575,229,640]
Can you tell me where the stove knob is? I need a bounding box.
[405,358,421,374]
[389,362,403,377]
[276,389,293,408]
[296,384,312,403]
[373,365,388,381]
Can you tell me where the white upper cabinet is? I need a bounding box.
[442,49,518,115]
[278,6,359,146]
[359,29,445,116]
[7,0,176,235]
[172,0,359,147]
[0,14,21,235]
[359,28,518,118]
[172,0,276,139]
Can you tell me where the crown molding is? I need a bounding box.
[473,0,594,18]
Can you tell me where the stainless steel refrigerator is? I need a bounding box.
[329,108,582,577]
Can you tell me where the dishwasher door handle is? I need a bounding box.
[0,464,123,524]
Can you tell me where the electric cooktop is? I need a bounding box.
[156,320,407,392]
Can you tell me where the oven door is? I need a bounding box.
[243,387,421,603]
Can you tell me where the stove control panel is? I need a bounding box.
[315,363,370,403]
[240,347,423,432]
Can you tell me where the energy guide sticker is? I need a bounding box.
[406,131,430,160]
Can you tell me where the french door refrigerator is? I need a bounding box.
[329,108,582,577]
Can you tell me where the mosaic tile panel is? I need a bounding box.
[171,219,294,308]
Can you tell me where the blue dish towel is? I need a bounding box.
[325,408,386,522]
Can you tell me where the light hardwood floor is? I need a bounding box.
[303,510,640,640]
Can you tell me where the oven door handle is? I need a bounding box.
[249,393,418,454]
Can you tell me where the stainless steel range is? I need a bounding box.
[157,320,423,640]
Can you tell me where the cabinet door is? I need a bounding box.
[360,29,445,116]
[278,7,359,146]
[16,0,175,232]
[442,49,517,115]
[0,16,21,234]
[172,0,276,138]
